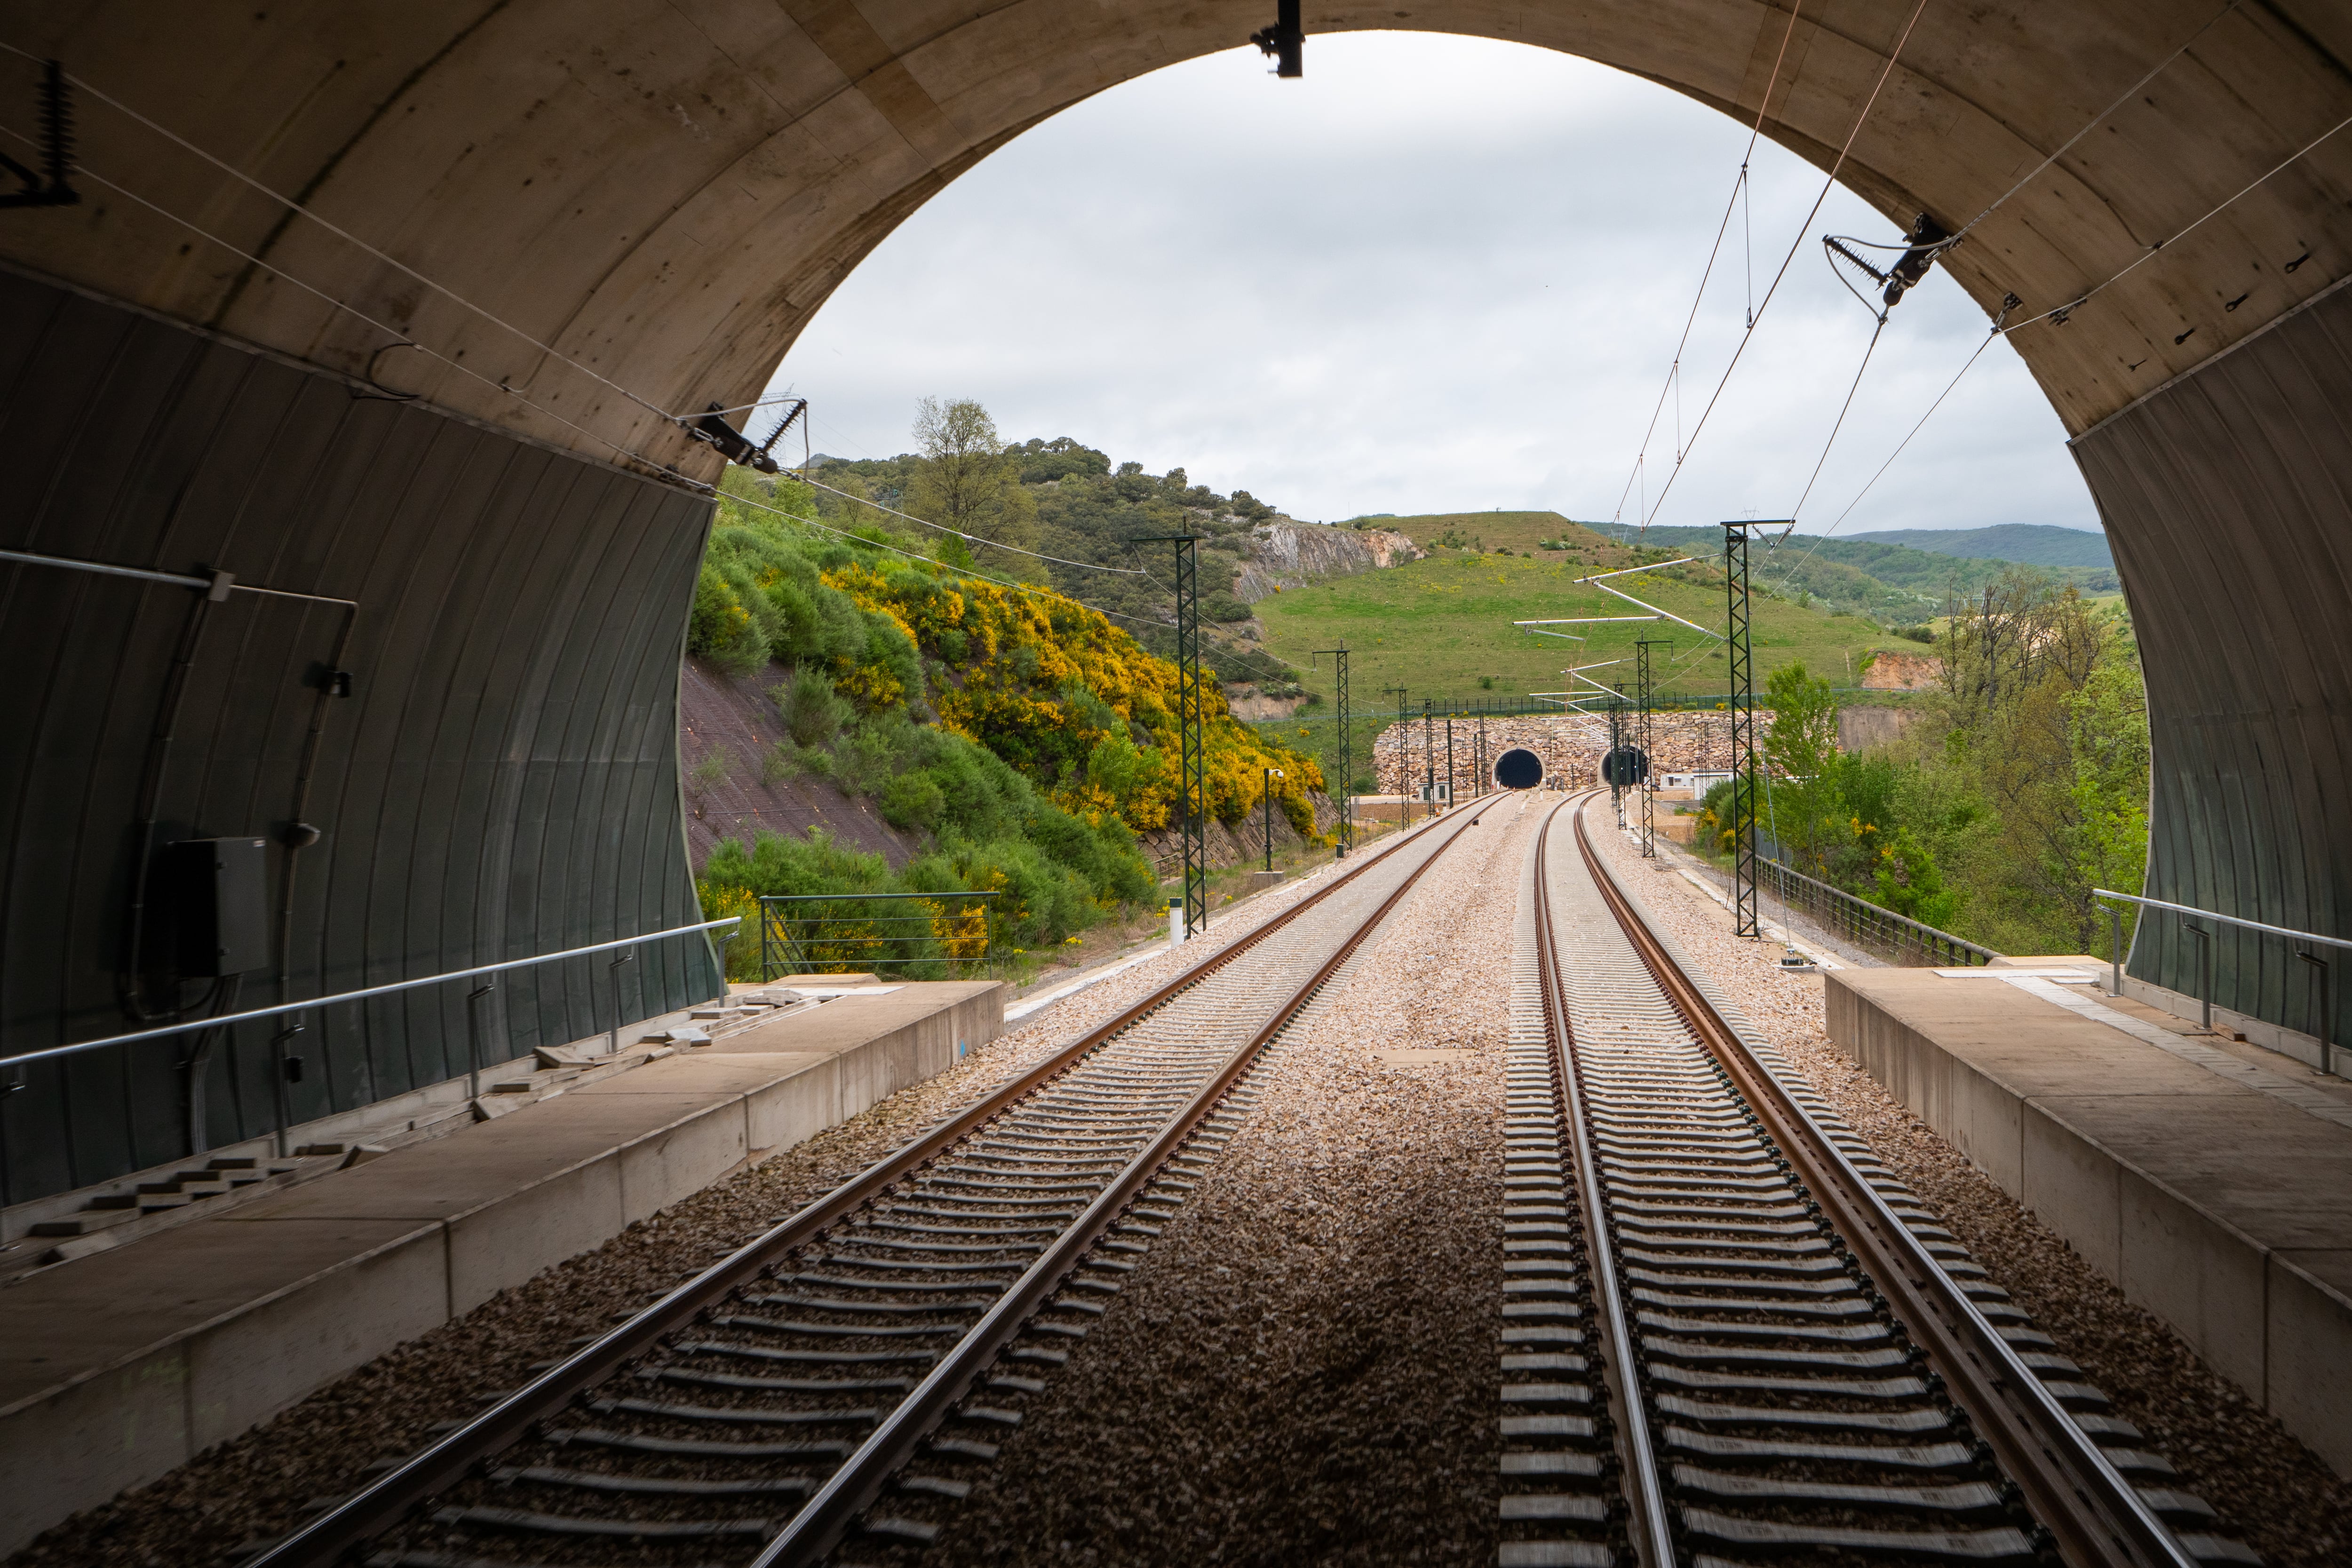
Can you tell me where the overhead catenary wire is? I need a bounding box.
[29,120,1212,655]
[21,116,1312,708]
[1750,5,2265,596]
[1634,0,1936,533]
[0,42,687,429]
[1124,552,1324,692]
[1782,313,1888,527]
[1609,0,1805,526]
[1941,0,2242,249]
[1626,0,2245,542]
[2001,101,2352,334]
[13,38,1927,716]
[723,482,1309,700]
[1760,296,2015,601]
[0,122,685,480]
[1764,59,2352,591]
[798,471,1146,576]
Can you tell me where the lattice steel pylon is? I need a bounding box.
[1611,688,1629,828]
[1724,522,1762,937]
[1320,647,1350,854]
[1637,638,1668,859]
[1422,698,1435,813]
[1142,534,1208,936]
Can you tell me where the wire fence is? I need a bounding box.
[1242,690,1926,728]
[1760,860,1998,967]
[756,892,1000,980]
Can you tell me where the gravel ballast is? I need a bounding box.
[919,796,1539,1567]
[3,859,1365,1568]
[1585,810,2352,1568]
[22,797,2348,1568]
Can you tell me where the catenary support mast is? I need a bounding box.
[1142,535,1208,936]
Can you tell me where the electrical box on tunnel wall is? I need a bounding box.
[161,836,270,977]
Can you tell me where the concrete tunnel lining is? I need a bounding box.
[2,0,2351,1202]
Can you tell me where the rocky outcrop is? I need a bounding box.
[678,655,923,868]
[1838,705,1923,751]
[1234,521,1424,602]
[1862,650,1943,690]
[1225,691,1307,720]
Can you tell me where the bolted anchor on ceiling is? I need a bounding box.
[1823,211,1954,319]
[687,403,780,473]
[0,59,79,210]
[1249,0,1303,77]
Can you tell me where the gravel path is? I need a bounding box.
[922,797,1537,1568]
[4,859,1366,1568]
[1585,812,2352,1568]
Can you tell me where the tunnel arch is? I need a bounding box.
[3,2,2350,1204]
[1495,748,1545,790]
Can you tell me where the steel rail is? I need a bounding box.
[1532,792,1674,1568]
[1565,798,2196,1568]
[246,803,1479,1568]
[756,796,1501,1563]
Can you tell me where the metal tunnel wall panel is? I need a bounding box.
[2073,278,2352,1047]
[0,269,721,1207]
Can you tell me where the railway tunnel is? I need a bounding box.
[1,4,2350,1546]
[4,0,2349,1202]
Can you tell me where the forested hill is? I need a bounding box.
[806,436,1298,687]
[1843,524,2113,569]
[684,461,1328,969]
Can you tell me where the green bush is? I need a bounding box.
[687,469,1308,955]
[777,669,852,747]
[880,771,947,830]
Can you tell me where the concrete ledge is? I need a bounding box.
[0,980,1002,1555]
[1827,967,2352,1475]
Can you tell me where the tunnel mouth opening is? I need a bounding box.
[1494,748,1543,790]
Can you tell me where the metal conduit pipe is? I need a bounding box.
[0,547,359,1157]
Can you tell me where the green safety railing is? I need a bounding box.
[757,891,1000,980]
[1759,859,1997,968]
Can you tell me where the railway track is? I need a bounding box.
[1500,791,2257,1568]
[241,798,1497,1568]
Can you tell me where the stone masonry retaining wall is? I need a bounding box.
[1372,710,1776,795]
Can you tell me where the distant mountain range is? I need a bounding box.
[1581,519,2119,620]
[1843,524,2112,569]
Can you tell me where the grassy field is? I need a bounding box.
[1252,515,1913,714]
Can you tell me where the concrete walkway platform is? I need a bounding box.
[1827,961,2352,1476]
[0,979,1001,1556]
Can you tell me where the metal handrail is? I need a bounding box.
[2093,888,2352,952]
[757,891,997,980]
[753,891,1002,903]
[2093,888,2345,1071]
[1762,858,1998,967]
[0,916,742,1071]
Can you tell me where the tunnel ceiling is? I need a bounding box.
[1,0,2348,486]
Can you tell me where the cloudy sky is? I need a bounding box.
[763,33,2099,536]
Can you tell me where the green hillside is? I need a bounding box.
[1587,522,2118,612]
[1363,510,1585,553]
[1250,519,1911,716]
[1847,523,2112,568]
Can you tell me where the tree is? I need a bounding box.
[908,397,1043,573]
[1764,661,1839,781]
[1912,576,2148,953]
